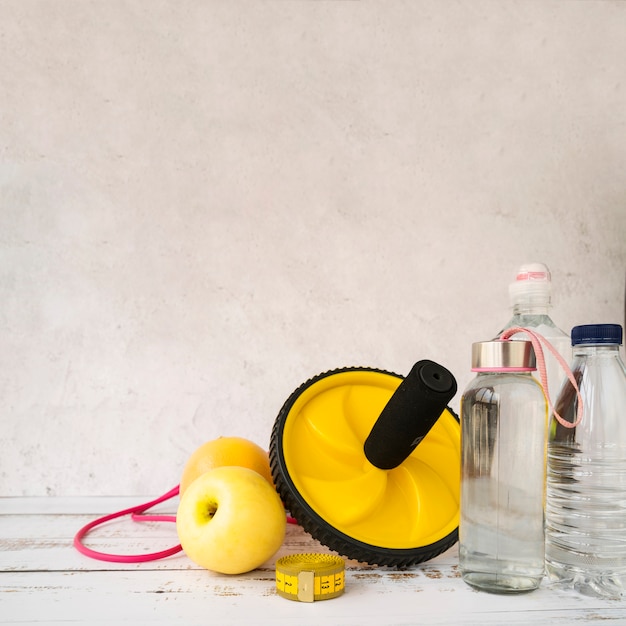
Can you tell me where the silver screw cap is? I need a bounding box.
[471,340,536,370]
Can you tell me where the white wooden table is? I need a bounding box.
[2,496,625,625]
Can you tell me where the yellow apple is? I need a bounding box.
[176,466,286,574]
[180,436,274,496]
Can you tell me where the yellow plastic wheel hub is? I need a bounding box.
[270,365,460,567]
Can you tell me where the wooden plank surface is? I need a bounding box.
[1,497,625,625]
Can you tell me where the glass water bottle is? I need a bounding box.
[460,340,548,593]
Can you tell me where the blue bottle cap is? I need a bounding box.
[571,324,623,346]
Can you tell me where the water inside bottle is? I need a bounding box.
[460,478,545,593]
[460,378,547,593]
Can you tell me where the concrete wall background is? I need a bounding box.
[1,0,625,496]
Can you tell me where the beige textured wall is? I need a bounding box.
[1,0,625,496]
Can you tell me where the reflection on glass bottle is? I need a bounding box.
[463,386,498,478]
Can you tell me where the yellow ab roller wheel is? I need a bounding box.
[269,362,460,568]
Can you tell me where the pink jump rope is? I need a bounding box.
[74,328,582,563]
[73,486,182,563]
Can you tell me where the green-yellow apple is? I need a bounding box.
[176,465,286,574]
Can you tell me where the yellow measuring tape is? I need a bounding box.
[276,554,345,602]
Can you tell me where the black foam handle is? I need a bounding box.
[363,360,457,470]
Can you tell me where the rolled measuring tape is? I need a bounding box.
[276,554,345,602]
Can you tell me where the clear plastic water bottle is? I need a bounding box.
[545,324,626,599]
[498,262,571,398]
[460,340,548,593]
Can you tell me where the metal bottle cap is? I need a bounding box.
[471,340,536,371]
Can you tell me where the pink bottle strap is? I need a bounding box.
[500,326,583,428]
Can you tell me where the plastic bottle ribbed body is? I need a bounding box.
[460,371,548,593]
[545,327,626,599]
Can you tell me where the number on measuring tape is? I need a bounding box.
[275,554,345,602]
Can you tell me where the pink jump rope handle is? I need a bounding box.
[500,326,583,429]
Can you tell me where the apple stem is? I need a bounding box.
[201,501,218,521]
